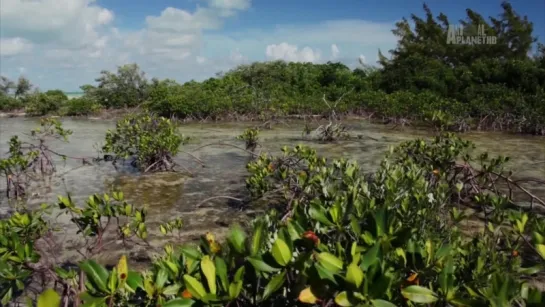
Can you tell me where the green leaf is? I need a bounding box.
[201,256,217,295]
[164,260,180,275]
[315,263,338,285]
[536,244,545,260]
[229,281,243,300]
[37,289,61,307]
[125,271,143,293]
[401,285,439,304]
[271,238,292,266]
[309,202,334,226]
[361,243,380,270]
[108,268,118,293]
[374,208,386,237]
[261,271,286,301]
[180,245,202,260]
[79,260,109,293]
[234,266,245,282]
[317,252,343,274]
[163,284,182,296]
[335,291,353,306]
[250,219,265,256]
[350,215,361,236]
[79,292,107,307]
[214,257,229,291]
[287,221,302,240]
[1,288,12,306]
[518,266,542,275]
[155,268,168,290]
[163,298,196,307]
[395,248,407,266]
[183,275,207,299]
[248,257,281,273]
[371,299,397,307]
[228,224,247,254]
[346,262,364,288]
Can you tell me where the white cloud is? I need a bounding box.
[196,56,207,64]
[265,43,321,63]
[0,37,33,56]
[0,0,114,46]
[230,49,247,63]
[0,0,397,90]
[146,7,221,32]
[331,44,340,59]
[207,0,251,11]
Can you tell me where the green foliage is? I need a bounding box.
[57,191,149,249]
[24,92,63,116]
[89,63,149,108]
[44,89,68,102]
[237,127,260,151]
[0,93,23,111]
[0,118,72,199]
[376,2,545,133]
[3,129,545,306]
[0,205,50,304]
[62,96,101,116]
[3,3,545,135]
[14,77,32,99]
[102,113,189,172]
[0,76,15,95]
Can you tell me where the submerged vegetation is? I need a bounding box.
[0,113,545,306]
[2,2,545,135]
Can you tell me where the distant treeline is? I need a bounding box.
[1,2,544,134]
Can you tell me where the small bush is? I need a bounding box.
[0,94,23,111]
[102,113,189,172]
[62,97,100,116]
[24,93,62,116]
[44,89,68,102]
[237,127,260,151]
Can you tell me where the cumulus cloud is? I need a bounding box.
[0,38,33,56]
[207,0,251,11]
[196,56,207,64]
[145,7,221,32]
[331,44,340,59]
[265,43,321,63]
[0,0,397,90]
[0,0,114,46]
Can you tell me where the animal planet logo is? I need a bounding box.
[446,24,497,45]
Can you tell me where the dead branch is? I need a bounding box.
[195,196,243,208]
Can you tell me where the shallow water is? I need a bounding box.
[1,118,544,264]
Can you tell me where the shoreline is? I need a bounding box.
[2,110,545,136]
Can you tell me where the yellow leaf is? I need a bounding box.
[117,255,128,282]
[37,289,60,307]
[201,256,217,295]
[206,232,215,243]
[298,287,318,304]
[346,263,364,288]
[335,291,353,306]
[210,241,222,254]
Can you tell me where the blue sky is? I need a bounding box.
[1,0,544,91]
